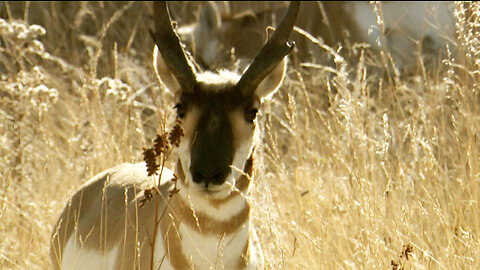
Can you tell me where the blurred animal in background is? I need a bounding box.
[175,1,456,73]
[175,1,354,69]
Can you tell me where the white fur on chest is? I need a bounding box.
[179,220,250,269]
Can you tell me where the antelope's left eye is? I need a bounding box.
[174,103,186,119]
[246,108,258,124]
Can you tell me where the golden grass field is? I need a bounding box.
[1,1,480,269]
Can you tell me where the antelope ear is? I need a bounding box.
[254,57,287,100]
[153,46,181,94]
[194,2,222,67]
[199,2,221,32]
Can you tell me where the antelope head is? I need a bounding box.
[152,1,299,199]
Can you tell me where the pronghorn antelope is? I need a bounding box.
[50,1,299,269]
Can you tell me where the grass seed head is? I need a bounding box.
[139,188,157,208]
[168,119,184,147]
[154,133,169,156]
[143,147,159,176]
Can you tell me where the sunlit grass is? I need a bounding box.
[1,2,479,269]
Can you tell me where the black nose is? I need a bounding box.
[191,166,229,187]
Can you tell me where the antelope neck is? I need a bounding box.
[157,156,254,269]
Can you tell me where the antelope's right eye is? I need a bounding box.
[246,108,258,124]
[174,103,186,119]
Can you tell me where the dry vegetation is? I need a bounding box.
[1,1,479,269]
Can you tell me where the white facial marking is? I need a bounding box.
[229,109,255,184]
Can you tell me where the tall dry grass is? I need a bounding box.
[0,1,479,269]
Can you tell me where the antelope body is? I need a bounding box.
[50,1,300,269]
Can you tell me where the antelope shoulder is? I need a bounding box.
[51,163,175,270]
